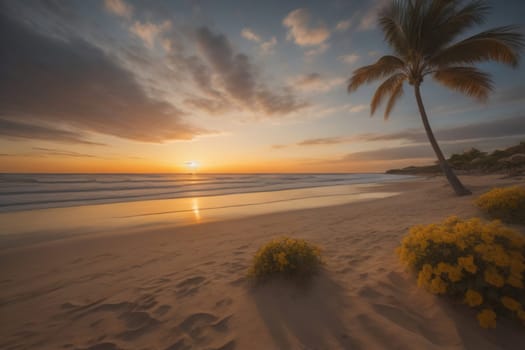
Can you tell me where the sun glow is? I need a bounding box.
[184,160,200,173]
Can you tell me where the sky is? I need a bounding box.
[0,0,524,173]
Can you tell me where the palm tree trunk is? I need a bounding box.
[414,84,471,196]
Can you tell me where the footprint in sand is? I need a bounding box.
[168,313,235,349]
[117,310,160,341]
[135,293,158,310]
[83,342,121,350]
[154,304,172,317]
[215,297,233,308]
[175,276,206,297]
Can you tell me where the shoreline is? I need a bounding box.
[1,175,524,349]
[0,182,406,246]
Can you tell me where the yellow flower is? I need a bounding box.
[501,296,522,312]
[518,310,525,321]
[429,276,447,294]
[417,264,433,288]
[436,262,463,282]
[477,309,497,328]
[484,268,505,288]
[457,255,477,274]
[507,275,524,289]
[464,289,483,307]
[275,252,288,271]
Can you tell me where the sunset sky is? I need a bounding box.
[1,0,524,173]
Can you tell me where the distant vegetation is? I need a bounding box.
[387,141,525,176]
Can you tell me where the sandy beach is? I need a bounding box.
[1,175,524,350]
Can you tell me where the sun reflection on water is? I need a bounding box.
[192,198,201,222]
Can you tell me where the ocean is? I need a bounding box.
[0,173,412,213]
[0,173,414,242]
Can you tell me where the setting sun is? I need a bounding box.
[184,161,200,172]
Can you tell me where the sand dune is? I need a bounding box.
[0,175,524,349]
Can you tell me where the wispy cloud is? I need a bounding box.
[287,115,525,150]
[305,43,330,58]
[283,8,330,46]
[349,104,368,113]
[358,0,389,31]
[241,28,277,54]
[290,73,344,92]
[130,20,171,48]
[104,0,133,18]
[272,144,288,150]
[343,136,525,162]
[241,27,261,42]
[0,119,104,146]
[32,147,97,158]
[194,27,307,116]
[362,116,525,143]
[338,54,360,65]
[0,11,208,143]
[298,137,350,146]
[260,36,277,54]
[335,19,352,32]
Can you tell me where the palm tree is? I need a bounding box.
[347,0,524,196]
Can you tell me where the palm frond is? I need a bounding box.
[348,55,406,93]
[370,73,406,116]
[378,1,409,57]
[430,26,525,67]
[384,80,404,120]
[422,0,490,55]
[433,66,493,101]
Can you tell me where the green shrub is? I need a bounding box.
[250,237,322,282]
[398,216,525,328]
[475,187,525,224]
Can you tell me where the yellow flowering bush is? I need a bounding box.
[250,237,322,281]
[475,186,525,224]
[398,216,525,328]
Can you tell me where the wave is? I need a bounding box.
[0,173,413,212]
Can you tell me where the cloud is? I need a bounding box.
[349,104,368,113]
[241,28,277,54]
[241,27,261,42]
[183,97,232,115]
[260,37,277,54]
[283,8,330,46]
[104,0,133,18]
[431,84,525,116]
[0,118,104,145]
[298,137,349,146]
[343,136,525,162]
[130,20,171,48]
[31,147,96,158]
[338,54,360,65]
[362,116,525,143]
[358,0,389,31]
[196,27,257,103]
[291,116,525,150]
[305,43,330,57]
[0,11,207,143]
[194,26,307,116]
[335,19,352,32]
[291,73,344,92]
[344,145,434,161]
